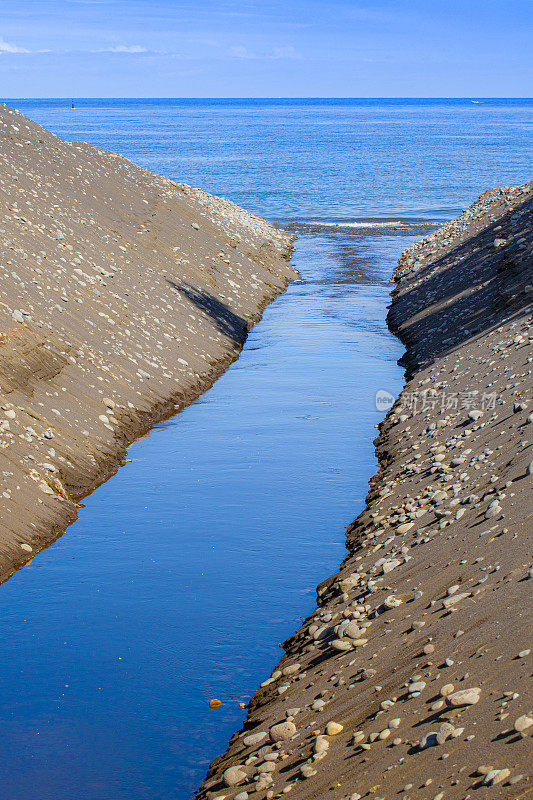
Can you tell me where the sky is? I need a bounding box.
[0,0,532,98]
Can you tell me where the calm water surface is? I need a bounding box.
[0,99,531,799]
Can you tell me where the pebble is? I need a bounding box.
[269,721,296,742]
[256,762,275,773]
[442,591,470,608]
[243,732,267,747]
[339,621,366,639]
[419,731,439,749]
[314,735,329,754]
[483,768,510,785]
[437,722,456,743]
[325,721,343,735]
[331,639,352,651]
[397,522,414,534]
[300,764,317,778]
[445,687,481,707]
[513,714,533,733]
[223,765,247,787]
[440,683,455,697]
[382,559,402,574]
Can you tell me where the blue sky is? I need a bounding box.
[1,0,531,97]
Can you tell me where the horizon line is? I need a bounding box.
[4,95,533,101]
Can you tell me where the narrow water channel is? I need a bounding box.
[0,225,416,799]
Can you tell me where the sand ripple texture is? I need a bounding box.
[196,183,533,800]
[0,103,297,584]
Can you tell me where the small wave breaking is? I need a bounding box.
[306,219,439,229]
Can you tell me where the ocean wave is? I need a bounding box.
[304,219,440,230]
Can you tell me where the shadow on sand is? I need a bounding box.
[166,280,249,344]
[386,196,533,377]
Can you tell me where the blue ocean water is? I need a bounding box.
[6,98,532,221]
[0,99,530,800]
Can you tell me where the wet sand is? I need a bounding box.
[0,104,297,584]
[196,183,533,799]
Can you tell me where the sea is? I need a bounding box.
[0,98,531,800]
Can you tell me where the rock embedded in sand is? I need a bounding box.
[445,688,481,707]
[442,591,470,608]
[437,722,456,744]
[337,620,365,639]
[300,764,317,778]
[419,731,439,750]
[483,768,511,785]
[382,559,402,574]
[513,714,533,733]
[314,735,329,753]
[396,522,414,534]
[243,731,267,747]
[325,721,343,735]
[269,721,296,742]
[282,663,300,676]
[331,639,352,651]
[223,765,247,787]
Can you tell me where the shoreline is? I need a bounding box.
[0,104,298,585]
[196,182,532,799]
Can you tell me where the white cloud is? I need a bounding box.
[228,44,302,61]
[99,45,148,53]
[228,45,256,59]
[0,38,153,56]
[0,36,29,54]
[268,46,301,60]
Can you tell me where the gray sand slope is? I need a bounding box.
[196,184,532,800]
[0,104,297,584]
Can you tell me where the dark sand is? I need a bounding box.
[195,184,533,800]
[0,104,297,584]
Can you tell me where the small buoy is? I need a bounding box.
[209,698,222,710]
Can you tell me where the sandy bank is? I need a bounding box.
[196,183,532,800]
[0,104,298,584]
